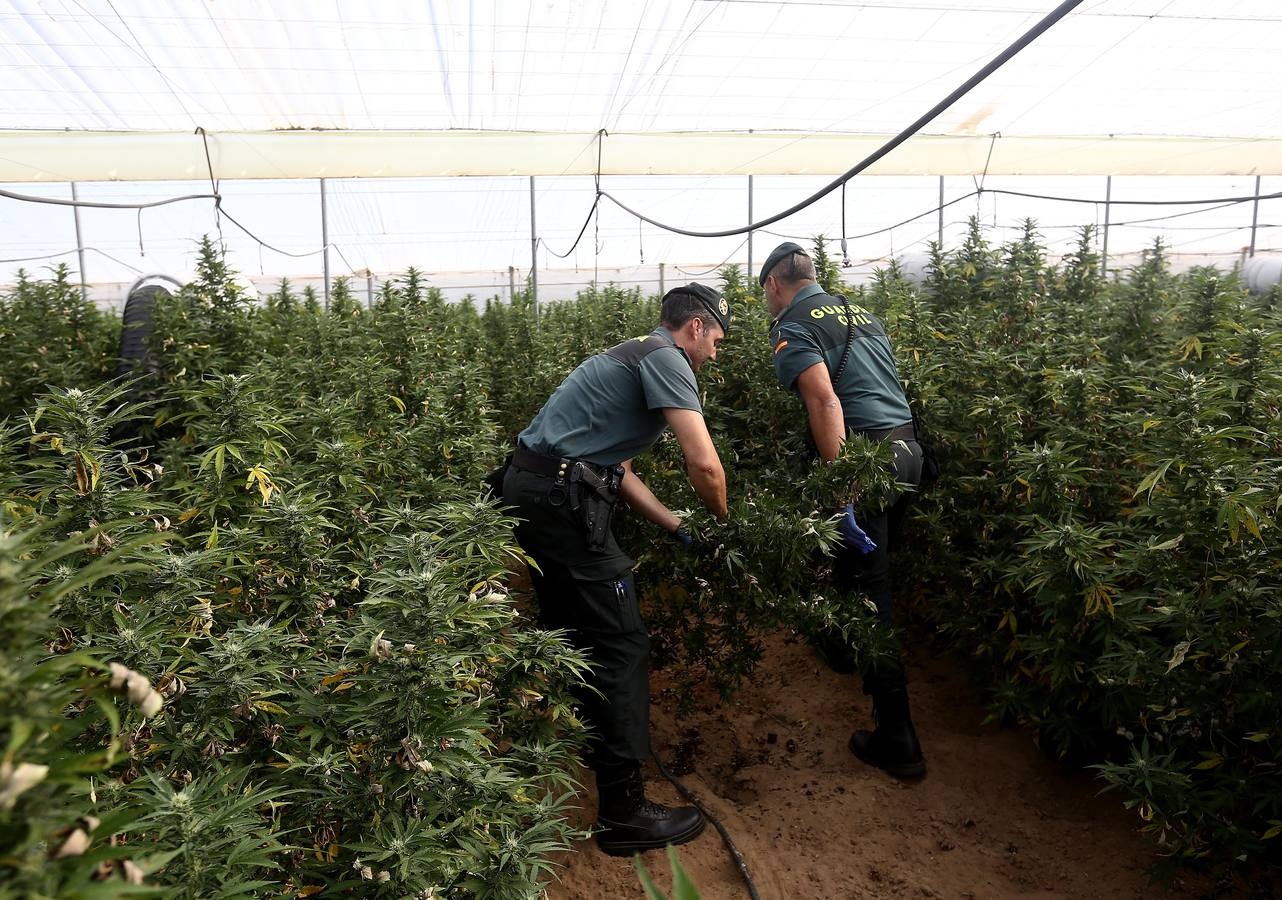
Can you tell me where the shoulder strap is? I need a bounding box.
[603,334,671,369]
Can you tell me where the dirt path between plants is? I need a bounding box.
[545,633,1211,900]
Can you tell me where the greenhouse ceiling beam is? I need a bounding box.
[1,131,1280,183]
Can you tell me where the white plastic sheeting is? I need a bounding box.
[2,131,1281,183]
[2,0,1281,174]
[2,1,1281,294]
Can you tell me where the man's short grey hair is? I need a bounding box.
[767,251,816,285]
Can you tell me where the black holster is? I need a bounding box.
[567,462,625,553]
[511,447,625,553]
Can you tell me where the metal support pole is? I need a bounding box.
[509,265,517,300]
[747,175,754,280]
[529,175,538,307]
[320,178,330,310]
[70,181,87,303]
[365,269,374,309]
[1249,174,1262,258]
[659,262,666,296]
[1101,175,1112,278]
[937,175,945,248]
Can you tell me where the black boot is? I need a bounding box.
[594,763,705,857]
[849,686,926,778]
[810,626,857,675]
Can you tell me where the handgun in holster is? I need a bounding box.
[567,461,625,552]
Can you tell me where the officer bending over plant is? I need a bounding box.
[761,241,927,779]
[498,284,730,855]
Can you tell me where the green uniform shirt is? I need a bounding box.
[769,283,911,433]
[518,326,702,465]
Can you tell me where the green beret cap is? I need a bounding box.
[759,241,808,286]
[665,282,731,333]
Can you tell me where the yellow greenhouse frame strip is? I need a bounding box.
[1,131,1280,183]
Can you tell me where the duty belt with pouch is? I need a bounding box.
[512,446,625,552]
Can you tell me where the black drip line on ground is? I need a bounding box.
[653,748,761,900]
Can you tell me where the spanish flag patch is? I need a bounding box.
[773,339,789,354]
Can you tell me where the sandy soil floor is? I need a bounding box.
[545,633,1217,900]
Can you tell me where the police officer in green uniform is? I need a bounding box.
[500,283,730,855]
[761,242,927,779]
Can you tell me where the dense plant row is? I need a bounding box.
[892,225,1281,872]
[2,243,592,898]
[0,263,119,421]
[2,225,1279,894]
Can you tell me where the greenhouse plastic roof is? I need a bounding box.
[3,0,1282,179]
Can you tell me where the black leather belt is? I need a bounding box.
[512,446,612,480]
[858,423,917,444]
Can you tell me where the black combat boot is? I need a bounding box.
[594,763,705,857]
[849,686,926,778]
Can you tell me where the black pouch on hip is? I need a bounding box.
[482,452,513,500]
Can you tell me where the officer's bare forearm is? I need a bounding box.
[661,407,729,520]
[618,461,682,532]
[805,395,845,462]
[795,362,846,462]
[686,458,728,519]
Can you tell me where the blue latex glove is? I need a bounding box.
[669,525,695,549]
[839,504,877,553]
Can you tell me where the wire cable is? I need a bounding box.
[840,181,850,265]
[675,237,750,277]
[596,0,1086,238]
[758,190,982,243]
[0,246,143,272]
[538,198,601,260]
[652,749,761,900]
[986,187,1282,207]
[0,186,218,209]
[757,186,1280,245]
[220,207,364,276]
[197,126,225,250]
[539,130,608,259]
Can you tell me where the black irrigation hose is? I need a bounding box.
[651,748,762,900]
[597,0,1087,238]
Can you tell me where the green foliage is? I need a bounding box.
[634,846,702,899]
[1,517,169,896]
[0,244,592,897]
[810,236,845,296]
[3,225,1280,887]
[903,228,1281,873]
[0,265,118,420]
